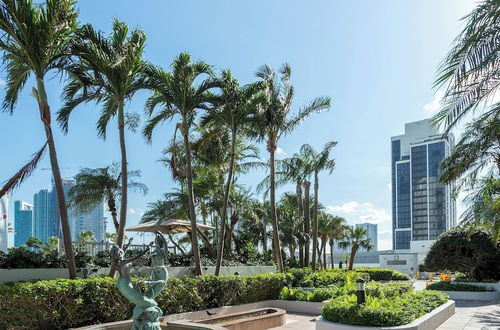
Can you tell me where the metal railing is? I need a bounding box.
[69,241,177,256]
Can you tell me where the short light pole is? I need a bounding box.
[356,278,366,305]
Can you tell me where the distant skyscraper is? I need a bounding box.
[391,119,456,250]
[33,189,51,243]
[14,200,33,247]
[356,223,378,251]
[0,195,8,252]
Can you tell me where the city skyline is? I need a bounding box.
[1,1,475,250]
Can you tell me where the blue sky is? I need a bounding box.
[1,1,475,250]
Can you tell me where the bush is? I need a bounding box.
[354,268,393,281]
[391,270,412,280]
[365,281,413,298]
[427,281,493,292]
[0,272,288,329]
[286,267,312,286]
[301,269,368,287]
[321,291,449,327]
[424,227,500,281]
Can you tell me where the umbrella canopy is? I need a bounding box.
[125,219,215,234]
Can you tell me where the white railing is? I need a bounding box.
[70,241,177,256]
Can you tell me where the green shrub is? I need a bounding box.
[302,269,368,287]
[286,267,312,286]
[279,287,312,301]
[308,287,341,302]
[427,281,493,292]
[322,291,448,327]
[354,268,393,281]
[0,272,288,329]
[365,281,413,298]
[391,270,412,280]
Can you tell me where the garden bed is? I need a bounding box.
[316,300,455,330]
[426,281,500,300]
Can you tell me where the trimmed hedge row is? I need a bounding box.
[0,273,290,330]
[427,281,494,292]
[279,281,413,302]
[322,290,449,327]
[287,267,411,287]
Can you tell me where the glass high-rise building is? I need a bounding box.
[355,223,378,251]
[14,200,33,247]
[33,189,51,243]
[391,119,456,250]
[0,195,9,252]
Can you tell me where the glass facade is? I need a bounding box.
[33,189,50,243]
[395,230,411,250]
[411,145,428,241]
[391,140,400,250]
[391,120,455,250]
[14,201,33,247]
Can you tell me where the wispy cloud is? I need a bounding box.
[387,183,392,191]
[0,80,6,87]
[128,208,145,216]
[327,201,390,224]
[423,90,445,116]
[276,146,286,155]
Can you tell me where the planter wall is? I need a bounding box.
[0,266,276,284]
[440,290,500,301]
[316,300,455,330]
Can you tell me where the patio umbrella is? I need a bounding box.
[125,219,215,234]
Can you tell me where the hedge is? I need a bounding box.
[279,281,413,302]
[0,273,289,329]
[287,267,411,287]
[322,290,449,327]
[427,281,493,292]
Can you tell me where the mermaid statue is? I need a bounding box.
[111,231,169,330]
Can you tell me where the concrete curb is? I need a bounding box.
[316,300,455,330]
[440,290,500,301]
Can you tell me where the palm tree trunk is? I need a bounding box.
[109,103,129,277]
[215,132,236,275]
[295,181,304,266]
[107,193,119,231]
[312,171,319,271]
[181,116,202,275]
[323,244,327,268]
[269,146,284,272]
[262,224,268,260]
[303,181,311,267]
[329,240,334,269]
[36,77,76,279]
[348,247,357,270]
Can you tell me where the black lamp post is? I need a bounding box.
[356,278,366,304]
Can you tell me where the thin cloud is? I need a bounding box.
[423,90,445,116]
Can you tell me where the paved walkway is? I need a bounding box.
[437,300,500,330]
[270,313,317,329]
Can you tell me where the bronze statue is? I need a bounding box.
[111,231,169,330]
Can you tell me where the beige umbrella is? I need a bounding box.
[125,219,215,234]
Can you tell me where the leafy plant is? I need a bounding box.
[427,282,493,292]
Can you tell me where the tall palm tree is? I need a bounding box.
[68,163,148,233]
[301,141,337,270]
[200,71,260,275]
[339,226,373,270]
[142,53,219,275]
[433,0,499,131]
[57,20,148,273]
[252,63,330,272]
[0,0,78,278]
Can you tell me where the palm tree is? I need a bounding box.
[68,163,148,233]
[339,226,373,270]
[433,0,499,131]
[200,74,261,274]
[301,141,337,270]
[252,63,330,272]
[327,216,346,269]
[142,53,219,275]
[0,0,78,278]
[57,20,148,270]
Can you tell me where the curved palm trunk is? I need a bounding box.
[329,239,335,269]
[312,171,319,271]
[181,116,202,275]
[269,147,284,272]
[348,247,357,270]
[109,104,128,277]
[303,181,311,267]
[215,132,236,275]
[295,181,304,266]
[36,78,76,279]
[107,193,119,231]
